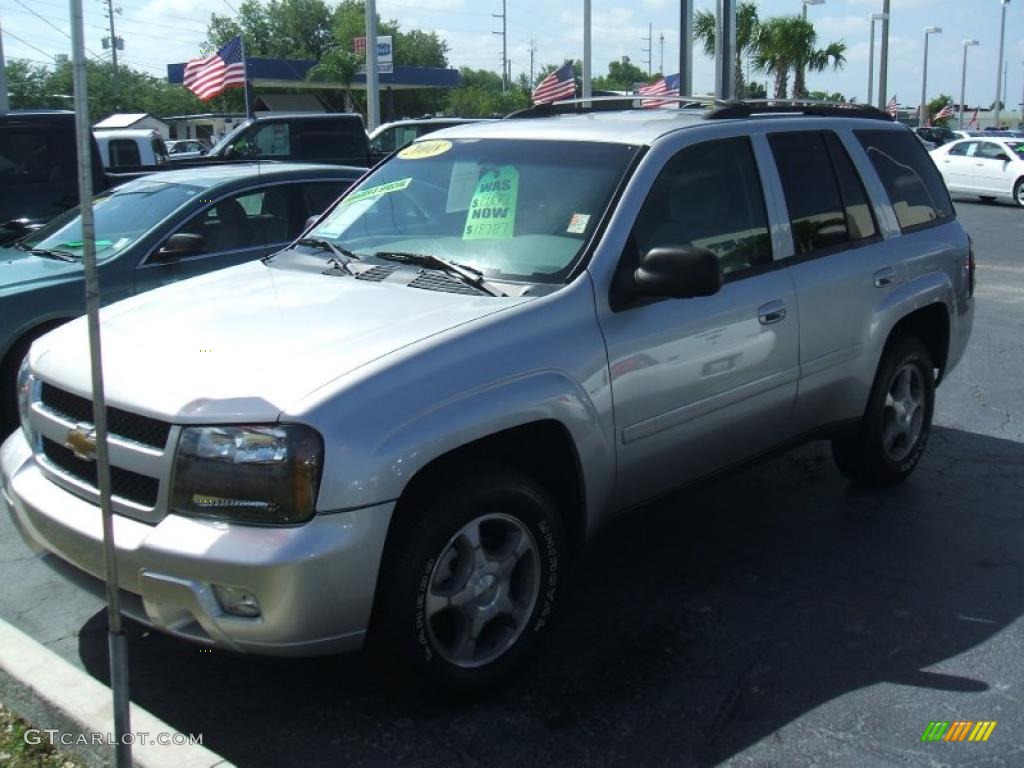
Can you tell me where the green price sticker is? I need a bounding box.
[341,177,412,207]
[462,166,519,240]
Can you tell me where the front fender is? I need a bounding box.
[315,369,615,528]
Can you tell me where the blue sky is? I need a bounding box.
[5,0,1023,110]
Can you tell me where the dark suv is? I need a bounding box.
[207,113,371,167]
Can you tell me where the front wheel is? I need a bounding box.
[1014,178,1024,209]
[372,467,565,693]
[832,337,935,486]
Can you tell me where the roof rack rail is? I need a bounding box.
[505,96,895,122]
[707,99,893,121]
[504,94,721,119]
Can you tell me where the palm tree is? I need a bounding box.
[693,1,760,98]
[753,16,846,100]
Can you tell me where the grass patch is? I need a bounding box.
[0,704,83,768]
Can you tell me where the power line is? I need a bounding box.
[12,0,105,59]
[3,29,58,61]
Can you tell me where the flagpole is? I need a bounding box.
[241,35,253,119]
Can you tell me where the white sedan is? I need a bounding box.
[930,138,1024,208]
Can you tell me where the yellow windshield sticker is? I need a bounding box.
[340,177,412,206]
[397,139,452,160]
[462,166,519,240]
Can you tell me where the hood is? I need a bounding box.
[0,246,83,294]
[31,259,530,422]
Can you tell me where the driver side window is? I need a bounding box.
[630,138,773,278]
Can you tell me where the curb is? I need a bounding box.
[0,618,234,768]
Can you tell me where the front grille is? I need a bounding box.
[42,437,159,508]
[409,270,482,296]
[41,383,171,449]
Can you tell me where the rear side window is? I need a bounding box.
[770,132,851,255]
[109,139,141,167]
[948,142,972,156]
[295,120,367,163]
[0,126,76,181]
[855,129,954,233]
[823,133,878,243]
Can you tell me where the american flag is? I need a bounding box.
[184,36,246,102]
[532,62,576,104]
[934,103,956,122]
[637,73,681,108]
[886,95,899,119]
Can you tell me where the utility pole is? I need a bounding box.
[679,0,693,98]
[642,23,652,77]
[582,0,591,102]
[994,0,1009,128]
[365,0,379,130]
[878,0,891,110]
[102,0,122,106]
[659,33,664,75]
[493,0,507,92]
[529,37,536,88]
[714,0,736,100]
[0,18,9,112]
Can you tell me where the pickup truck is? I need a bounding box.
[1,111,370,245]
[93,128,170,169]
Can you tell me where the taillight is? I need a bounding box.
[967,236,976,297]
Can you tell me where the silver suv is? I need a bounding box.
[2,103,974,691]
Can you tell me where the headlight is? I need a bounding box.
[171,425,323,525]
[16,355,34,443]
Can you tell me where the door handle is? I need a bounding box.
[873,267,898,287]
[758,300,787,325]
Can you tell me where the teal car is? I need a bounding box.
[0,162,360,432]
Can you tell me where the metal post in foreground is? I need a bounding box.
[240,35,253,120]
[582,0,592,103]
[679,0,693,99]
[69,0,131,765]
[960,39,980,129]
[365,0,379,131]
[878,0,891,110]
[714,0,736,101]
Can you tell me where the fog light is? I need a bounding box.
[213,585,261,618]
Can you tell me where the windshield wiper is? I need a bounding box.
[373,251,507,297]
[28,247,77,262]
[294,237,361,275]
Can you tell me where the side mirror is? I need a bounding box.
[223,145,238,159]
[305,215,320,231]
[156,232,206,259]
[633,246,723,299]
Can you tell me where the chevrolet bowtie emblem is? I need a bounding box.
[65,424,98,461]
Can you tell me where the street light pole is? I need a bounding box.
[868,13,888,107]
[994,0,1010,128]
[583,0,591,103]
[960,39,980,129]
[679,0,693,98]
[878,0,891,110]
[800,0,825,98]
[714,0,736,101]
[920,26,942,127]
[801,0,824,21]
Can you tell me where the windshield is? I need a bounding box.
[306,138,639,283]
[21,178,203,258]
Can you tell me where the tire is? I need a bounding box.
[371,465,566,694]
[1014,178,1024,209]
[0,322,66,438]
[832,336,935,487]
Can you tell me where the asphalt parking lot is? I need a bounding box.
[1,198,1022,767]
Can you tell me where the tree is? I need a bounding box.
[927,95,954,126]
[594,57,650,91]
[753,16,845,100]
[693,1,760,98]
[444,67,528,116]
[207,0,336,59]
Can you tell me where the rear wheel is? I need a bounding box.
[832,337,935,486]
[371,466,565,693]
[1014,178,1024,209]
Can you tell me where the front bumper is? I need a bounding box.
[1,429,394,657]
